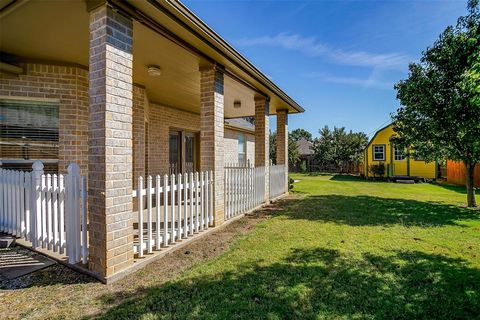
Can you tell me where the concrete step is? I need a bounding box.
[396,179,415,184]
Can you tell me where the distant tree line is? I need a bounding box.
[270,127,368,173]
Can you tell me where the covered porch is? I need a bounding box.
[0,0,302,282]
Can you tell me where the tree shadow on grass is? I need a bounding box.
[95,248,480,319]
[433,182,479,195]
[280,194,479,227]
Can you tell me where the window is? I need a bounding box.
[169,131,180,174]
[394,147,406,161]
[0,98,59,171]
[238,133,246,166]
[372,145,385,161]
[169,130,197,174]
[184,133,195,173]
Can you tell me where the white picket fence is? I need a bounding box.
[133,171,213,257]
[0,161,88,264]
[269,164,287,199]
[225,166,266,220]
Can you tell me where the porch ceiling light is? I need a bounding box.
[147,65,162,77]
[234,100,241,109]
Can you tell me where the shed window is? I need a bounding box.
[394,147,406,161]
[0,98,59,171]
[238,133,246,166]
[372,145,385,161]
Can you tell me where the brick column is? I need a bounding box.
[276,110,289,193]
[88,4,134,280]
[200,66,225,226]
[255,96,270,202]
[133,85,147,210]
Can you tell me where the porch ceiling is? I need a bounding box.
[0,0,282,118]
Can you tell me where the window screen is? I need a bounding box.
[0,98,59,171]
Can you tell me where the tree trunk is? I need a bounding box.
[465,161,477,208]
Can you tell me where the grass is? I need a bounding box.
[1,175,479,319]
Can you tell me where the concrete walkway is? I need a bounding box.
[0,245,55,280]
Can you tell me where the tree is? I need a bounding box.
[269,131,277,165]
[288,136,300,166]
[269,131,300,167]
[393,0,480,207]
[290,128,312,142]
[313,126,368,172]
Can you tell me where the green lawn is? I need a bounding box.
[1,175,479,319]
[100,174,480,319]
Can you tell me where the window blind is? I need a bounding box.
[0,98,59,171]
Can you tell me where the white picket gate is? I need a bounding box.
[0,161,88,264]
[133,171,214,257]
[269,164,287,199]
[224,166,266,220]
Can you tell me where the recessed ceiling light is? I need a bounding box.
[147,65,162,77]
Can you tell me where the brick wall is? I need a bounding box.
[224,128,254,166]
[255,96,270,200]
[148,103,200,176]
[276,110,288,191]
[132,85,148,209]
[200,67,225,226]
[276,110,288,166]
[0,63,89,175]
[88,5,134,278]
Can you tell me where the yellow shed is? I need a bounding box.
[364,124,437,180]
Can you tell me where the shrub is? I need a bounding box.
[369,163,385,178]
[300,161,307,173]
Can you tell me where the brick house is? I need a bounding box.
[0,0,304,282]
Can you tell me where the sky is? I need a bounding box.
[183,0,468,138]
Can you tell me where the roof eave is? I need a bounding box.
[155,0,305,114]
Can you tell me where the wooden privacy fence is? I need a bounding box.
[133,171,213,257]
[270,165,287,199]
[447,160,480,187]
[225,166,266,220]
[0,161,88,264]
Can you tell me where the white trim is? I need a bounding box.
[372,145,385,161]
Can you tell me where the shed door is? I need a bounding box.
[392,146,408,176]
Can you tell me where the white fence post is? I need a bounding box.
[31,161,44,248]
[81,176,88,264]
[66,163,81,264]
[138,176,144,257]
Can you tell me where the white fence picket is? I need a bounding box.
[224,164,286,220]
[269,165,287,199]
[147,175,153,254]
[155,175,161,250]
[132,170,214,256]
[138,176,144,257]
[0,162,87,265]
